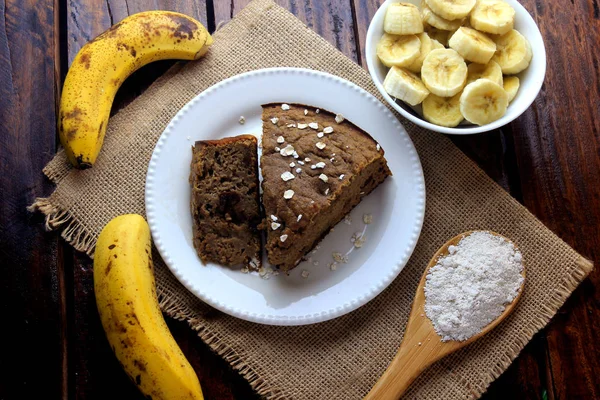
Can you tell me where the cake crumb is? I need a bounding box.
[316,142,326,150]
[319,173,328,182]
[313,261,319,266]
[241,266,249,274]
[363,214,373,224]
[239,116,246,124]
[332,252,349,263]
[344,214,352,225]
[281,171,295,181]
[281,104,290,110]
[280,234,288,242]
[353,233,366,248]
[271,117,279,124]
[418,342,422,346]
[335,114,344,123]
[301,270,310,278]
[284,189,294,199]
[328,262,338,271]
[323,126,334,134]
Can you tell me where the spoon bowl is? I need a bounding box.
[364,231,526,400]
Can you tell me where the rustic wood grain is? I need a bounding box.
[215,0,360,63]
[0,0,64,398]
[503,0,600,397]
[1,0,598,399]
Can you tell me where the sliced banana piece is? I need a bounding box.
[460,79,508,125]
[466,60,503,86]
[423,93,464,127]
[383,66,430,106]
[422,2,464,31]
[425,26,450,47]
[449,27,496,64]
[503,76,520,102]
[492,29,533,74]
[407,33,433,73]
[431,38,445,50]
[421,48,467,97]
[384,3,424,35]
[377,33,422,67]
[470,0,515,35]
[424,0,475,21]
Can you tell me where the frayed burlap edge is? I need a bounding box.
[28,196,96,257]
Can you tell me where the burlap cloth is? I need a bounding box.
[31,1,593,398]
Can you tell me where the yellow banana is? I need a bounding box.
[94,214,203,400]
[59,11,213,168]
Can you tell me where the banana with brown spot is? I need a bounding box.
[94,214,203,399]
[59,11,213,168]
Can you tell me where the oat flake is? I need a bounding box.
[281,171,295,181]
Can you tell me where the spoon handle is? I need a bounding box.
[364,329,442,400]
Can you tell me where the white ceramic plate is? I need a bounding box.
[366,0,546,134]
[146,68,425,325]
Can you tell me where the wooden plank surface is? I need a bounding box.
[0,0,64,398]
[0,0,598,399]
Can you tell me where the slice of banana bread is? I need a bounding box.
[261,104,391,272]
[190,135,262,269]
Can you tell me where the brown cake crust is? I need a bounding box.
[190,134,262,269]
[261,103,391,272]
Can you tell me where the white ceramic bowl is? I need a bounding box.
[365,0,546,134]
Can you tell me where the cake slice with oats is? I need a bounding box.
[260,103,391,272]
[189,135,262,270]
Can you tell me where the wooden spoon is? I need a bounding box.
[364,231,526,400]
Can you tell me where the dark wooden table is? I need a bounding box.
[1,0,599,399]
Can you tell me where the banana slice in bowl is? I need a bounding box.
[365,0,546,134]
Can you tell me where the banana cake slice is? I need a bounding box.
[190,135,262,270]
[261,103,391,272]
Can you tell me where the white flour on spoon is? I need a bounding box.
[424,231,524,342]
